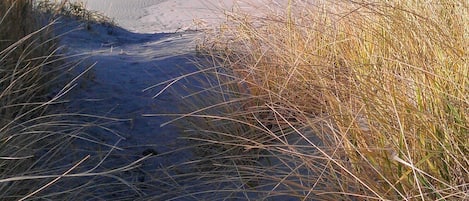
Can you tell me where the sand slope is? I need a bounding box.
[73,0,287,33]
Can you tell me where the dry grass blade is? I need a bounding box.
[18,155,90,201]
[1,1,148,200]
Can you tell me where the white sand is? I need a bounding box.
[72,0,167,32]
[72,0,287,33]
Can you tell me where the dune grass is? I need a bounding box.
[35,0,114,25]
[0,1,144,200]
[156,0,468,200]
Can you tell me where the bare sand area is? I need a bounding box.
[72,0,287,33]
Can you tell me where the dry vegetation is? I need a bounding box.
[2,0,466,200]
[0,1,138,200]
[159,0,468,200]
[36,0,114,25]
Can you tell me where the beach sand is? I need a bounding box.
[50,0,291,199]
[73,0,287,33]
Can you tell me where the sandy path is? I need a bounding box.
[54,0,291,199]
[54,19,202,198]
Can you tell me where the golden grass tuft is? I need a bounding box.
[162,0,468,200]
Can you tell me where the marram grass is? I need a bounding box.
[159,0,468,200]
[1,1,142,200]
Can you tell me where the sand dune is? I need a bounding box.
[72,0,287,33]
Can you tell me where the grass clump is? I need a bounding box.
[1,1,140,199]
[160,0,468,200]
[35,0,114,25]
[0,0,60,116]
[0,0,70,199]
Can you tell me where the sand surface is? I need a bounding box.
[50,0,296,199]
[72,0,287,33]
[55,20,201,199]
